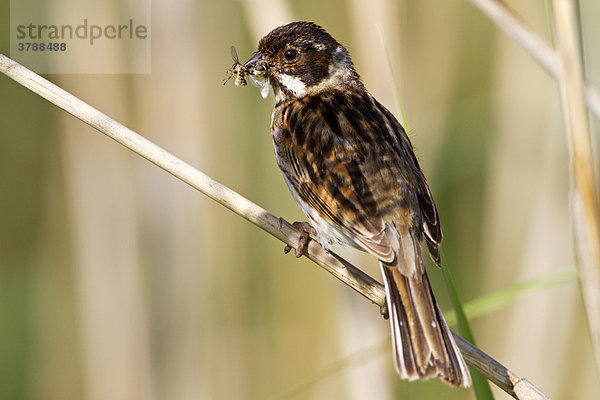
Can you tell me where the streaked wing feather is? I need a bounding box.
[375,101,443,267]
[276,95,395,262]
[274,90,442,266]
[417,175,442,266]
[292,153,395,262]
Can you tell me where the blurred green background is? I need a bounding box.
[1,0,599,399]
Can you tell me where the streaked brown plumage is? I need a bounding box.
[242,21,471,387]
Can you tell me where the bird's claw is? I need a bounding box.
[287,221,316,258]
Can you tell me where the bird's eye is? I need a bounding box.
[284,49,298,62]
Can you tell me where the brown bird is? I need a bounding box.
[241,21,471,387]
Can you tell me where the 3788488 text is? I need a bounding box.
[17,42,67,52]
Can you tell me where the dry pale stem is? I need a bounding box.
[468,0,600,121]
[553,0,600,373]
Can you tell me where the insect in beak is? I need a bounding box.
[243,52,271,99]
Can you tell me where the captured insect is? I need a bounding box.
[223,45,271,99]
[223,46,247,87]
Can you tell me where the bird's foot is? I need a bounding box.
[283,221,317,258]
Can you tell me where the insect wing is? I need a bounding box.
[230,46,239,63]
[248,74,270,99]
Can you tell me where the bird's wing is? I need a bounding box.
[276,91,439,264]
[416,172,442,266]
[276,94,395,262]
[375,101,443,266]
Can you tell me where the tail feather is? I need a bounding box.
[380,261,471,387]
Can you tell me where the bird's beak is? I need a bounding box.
[244,51,269,77]
[244,51,265,70]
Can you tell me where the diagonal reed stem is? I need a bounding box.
[468,0,600,121]
[0,54,550,400]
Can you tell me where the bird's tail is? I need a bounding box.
[380,258,471,387]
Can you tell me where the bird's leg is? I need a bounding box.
[283,221,317,258]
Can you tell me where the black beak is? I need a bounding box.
[244,51,265,69]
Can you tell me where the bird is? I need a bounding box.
[241,21,471,387]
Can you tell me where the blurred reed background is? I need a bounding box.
[1,0,599,399]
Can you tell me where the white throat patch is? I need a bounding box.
[278,73,307,97]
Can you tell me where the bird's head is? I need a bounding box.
[244,21,361,102]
